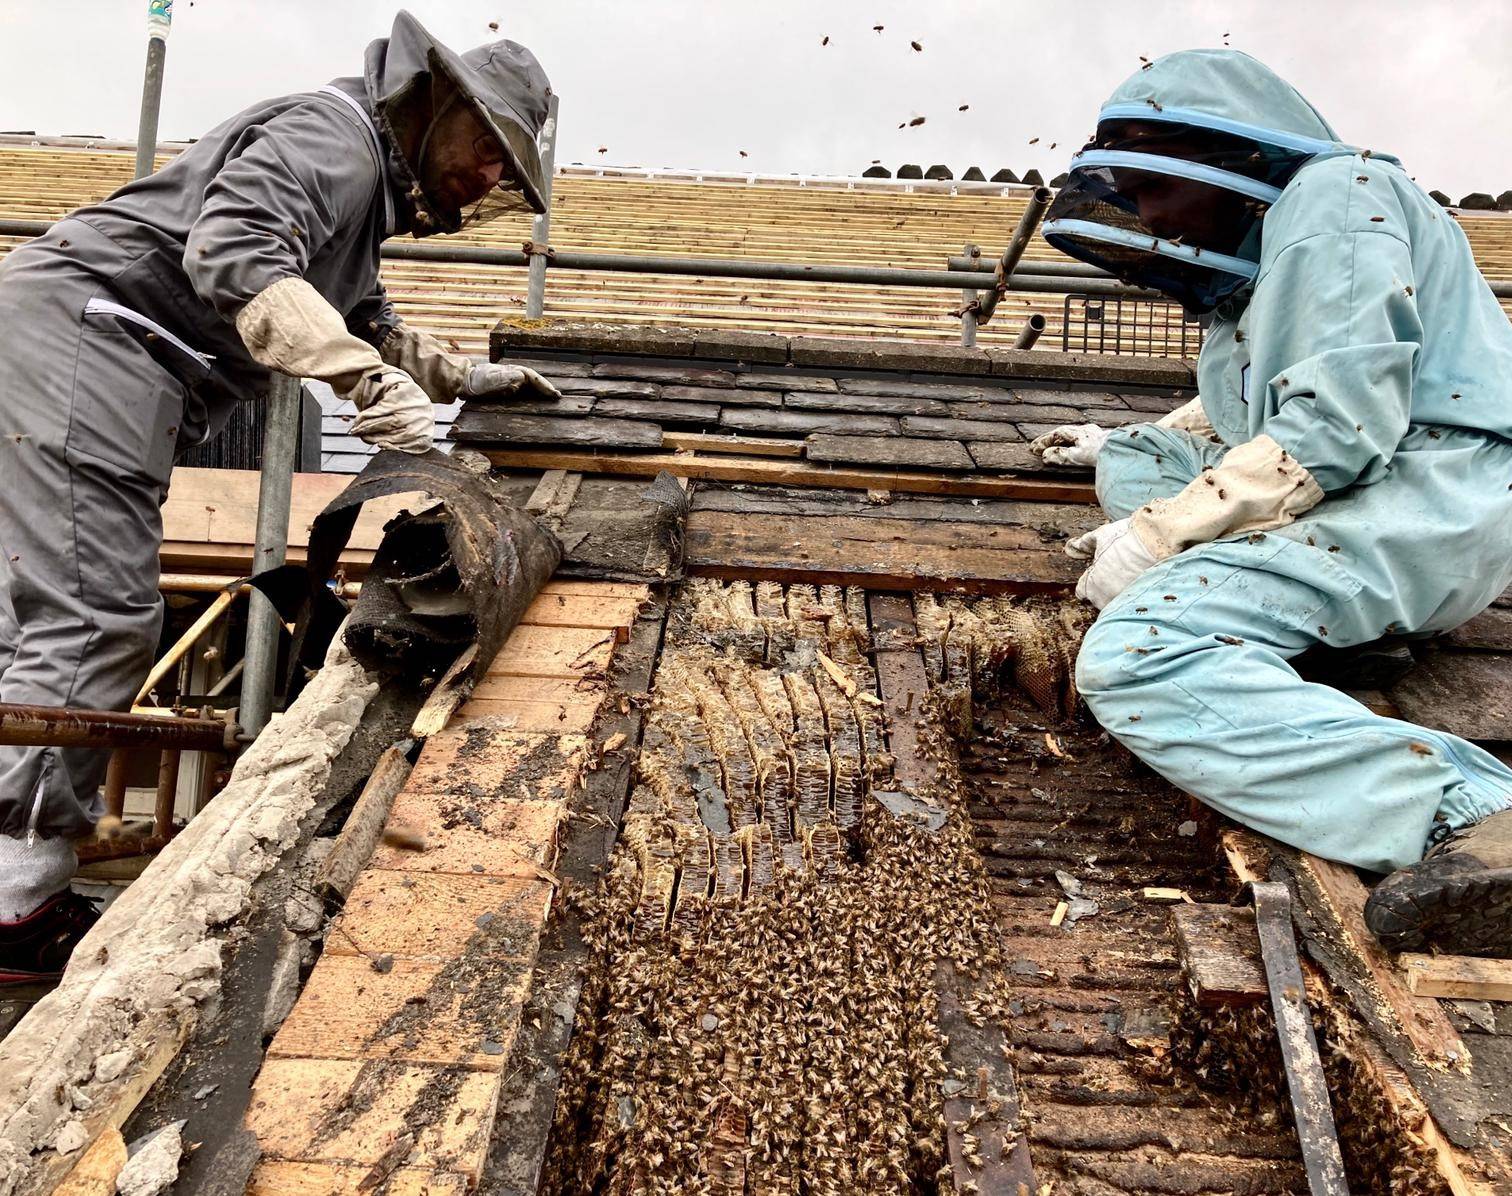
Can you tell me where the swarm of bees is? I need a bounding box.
[539,581,1067,1192]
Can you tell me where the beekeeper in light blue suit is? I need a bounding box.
[1031,49,1512,957]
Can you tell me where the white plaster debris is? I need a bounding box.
[117,1121,184,1196]
[91,1051,133,1084]
[0,632,378,1195]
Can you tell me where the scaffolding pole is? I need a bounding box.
[524,92,560,319]
[133,2,173,179]
[239,374,301,737]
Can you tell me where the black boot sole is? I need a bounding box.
[1365,866,1512,957]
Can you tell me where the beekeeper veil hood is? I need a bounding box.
[1044,49,1371,314]
[365,10,552,235]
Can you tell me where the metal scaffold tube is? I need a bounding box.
[524,92,560,319]
[1012,312,1047,350]
[133,2,173,179]
[0,704,227,751]
[239,374,301,737]
[976,186,1052,326]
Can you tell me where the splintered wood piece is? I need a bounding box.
[247,1059,498,1177]
[267,955,531,1070]
[1142,887,1189,903]
[1400,953,1512,1002]
[315,745,415,905]
[1294,853,1468,1073]
[411,647,478,739]
[1170,903,1269,1007]
[815,651,857,698]
[327,873,554,963]
[53,1129,126,1196]
[246,1162,467,1195]
[524,469,582,523]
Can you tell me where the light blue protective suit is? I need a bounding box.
[1073,51,1512,874]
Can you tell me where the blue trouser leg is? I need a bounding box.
[1079,424,1512,874]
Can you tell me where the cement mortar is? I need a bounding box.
[0,634,378,1194]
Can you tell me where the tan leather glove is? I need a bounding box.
[380,323,562,404]
[235,277,435,452]
[1131,434,1324,559]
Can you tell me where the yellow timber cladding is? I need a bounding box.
[1,143,1510,358]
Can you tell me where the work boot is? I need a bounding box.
[0,891,101,993]
[1364,807,1512,957]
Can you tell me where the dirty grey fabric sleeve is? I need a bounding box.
[379,323,471,404]
[347,282,402,349]
[184,102,383,321]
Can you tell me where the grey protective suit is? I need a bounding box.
[0,15,547,839]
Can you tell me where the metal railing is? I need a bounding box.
[1062,295,1206,358]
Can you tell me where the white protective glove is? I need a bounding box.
[1029,423,1115,468]
[1066,518,1161,610]
[348,367,436,455]
[462,362,562,400]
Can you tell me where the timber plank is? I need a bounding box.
[719,407,900,437]
[521,592,644,634]
[467,672,606,706]
[407,727,587,802]
[371,792,565,878]
[1400,954,1512,1001]
[868,594,934,793]
[804,433,973,471]
[450,411,664,449]
[689,486,1097,529]
[479,448,1099,503]
[268,955,532,1069]
[486,624,617,679]
[662,431,805,457]
[1294,852,1468,1072]
[452,698,600,734]
[246,1059,497,1175]
[1170,904,1269,1007]
[539,579,650,599]
[247,1161,468,1194]
[328,873,554,962]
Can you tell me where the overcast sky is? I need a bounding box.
[1,1,1507,199]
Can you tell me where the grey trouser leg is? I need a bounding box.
[0,248,183,840]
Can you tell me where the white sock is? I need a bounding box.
[0,835,76,921]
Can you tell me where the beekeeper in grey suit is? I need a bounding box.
[0,10,558,982]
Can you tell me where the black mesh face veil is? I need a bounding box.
[1044,117,1315,313]
[366,11,552,236]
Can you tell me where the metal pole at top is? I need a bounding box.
[958,243,980,348]
[524,92,560,320]
[239,375,302,738]
[133,1,173,179]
